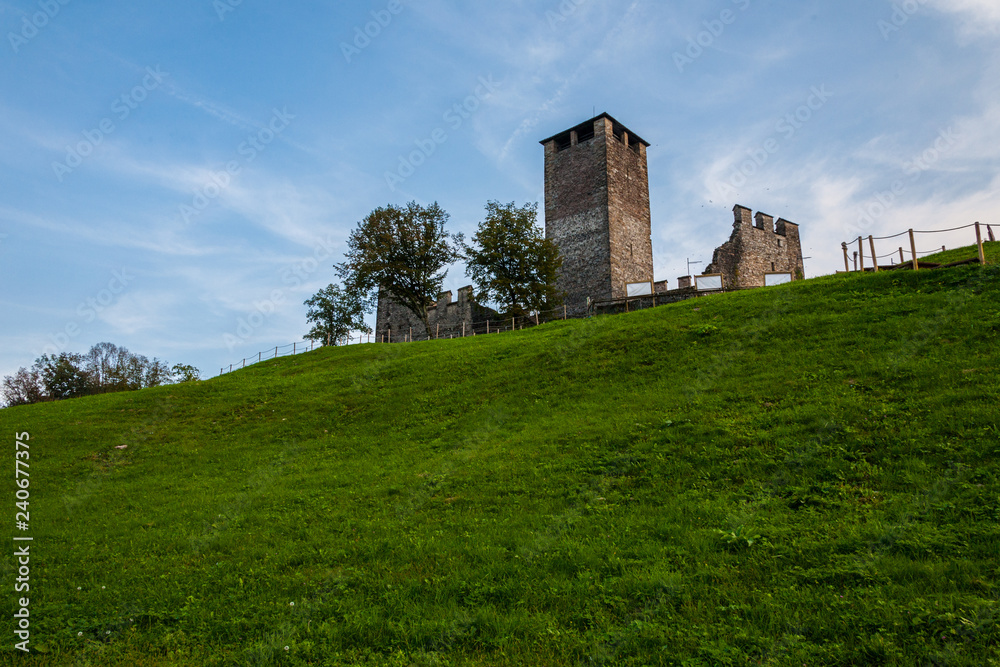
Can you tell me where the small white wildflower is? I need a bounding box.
[102,586,106,589]
[289,602,294,606]
[78,632,83,636]
[77,587,81,590]
[284,646,290,651]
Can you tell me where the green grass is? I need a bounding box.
[910,239,1000,266]
[2,256,999,666]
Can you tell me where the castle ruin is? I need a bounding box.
[376,112,806,339]
[376,286,496,341]
[541,113,806,309]
[705,206,805,289]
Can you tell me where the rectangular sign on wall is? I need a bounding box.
[626,282,654,297]
[695,274,723,291]
[765,272,793,286]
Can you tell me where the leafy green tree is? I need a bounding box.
[34,353,90,400]
[304,283,371,345]
[336,201,460,336]
[171,364,201,383]
[462,201,563,318]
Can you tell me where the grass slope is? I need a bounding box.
[2,258,999,666]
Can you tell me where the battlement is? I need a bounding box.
[707,204,805,289]
[428,285,473,311]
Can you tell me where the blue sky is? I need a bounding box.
[1,0,998,380]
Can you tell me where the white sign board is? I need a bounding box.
[696,274,723,291]
[626,282,653,297]
[765,272,793,286]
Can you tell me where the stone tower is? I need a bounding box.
[540,113,653,315]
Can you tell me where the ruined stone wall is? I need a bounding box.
[706,205,805,289]
[376,286,495,341]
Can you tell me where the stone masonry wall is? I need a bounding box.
[543,119,612,316]
[376,286,495,341]
[606,120,654,299]
[706,205,805,289]
[542,114,653,315]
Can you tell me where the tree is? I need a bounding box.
[1,368,46,407]
[171,364,201,383]
[34,353,91,400]
[462,201,563,318]
[336,201,460,336]
[304,283,371,345]
[1,343,190,407]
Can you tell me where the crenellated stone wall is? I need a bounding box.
[375,286,497,341]
[705,205,805,289]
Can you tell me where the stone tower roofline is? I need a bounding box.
[732,204,798,236]
[539,112,651,150]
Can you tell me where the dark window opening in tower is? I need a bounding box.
[611,121,625,143]
[555,132,572,152]
[574,121,595,143]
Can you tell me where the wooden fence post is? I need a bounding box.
[487,321,490,334]
[899,247,904,264]
[909,229,918,271]
[869,236,879,272]
[858,237,865,272]
[230,364,233,373]
[274,346,278,359]
[535,312,539,326]
[976,222,986,265]
[258,351,262,362]
[436,324,439,340]
[511,317,515,332]
[842,243,850,272]
[462,322,465,338]
[242,359,245,368]
[563,305,567,320]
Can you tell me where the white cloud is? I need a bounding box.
[925,0,1000,35]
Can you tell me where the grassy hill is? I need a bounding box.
[2,254,999,666]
